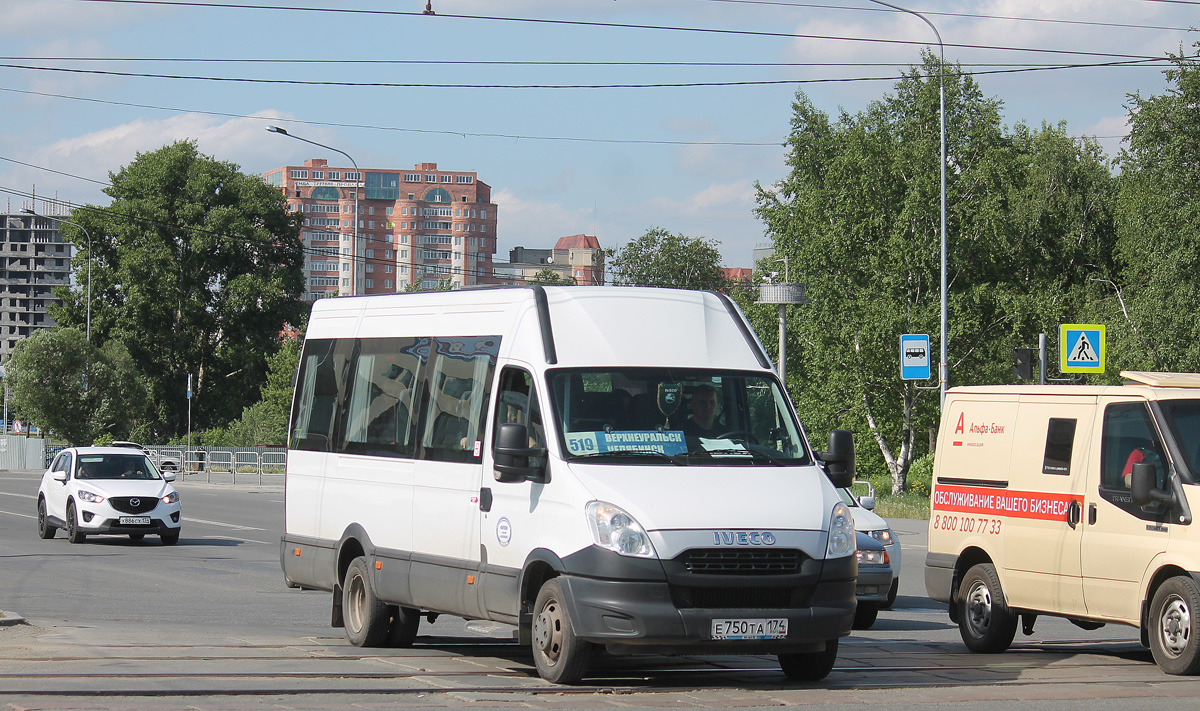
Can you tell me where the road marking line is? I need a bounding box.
[0,491,35,499]
[201,534,272,545]
[0,508,35,519]
[184,517,266,531]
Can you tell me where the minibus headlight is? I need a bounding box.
[586,501,657,558]
[826,502,855,558]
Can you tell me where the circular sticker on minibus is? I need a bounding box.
[496,517,512,546]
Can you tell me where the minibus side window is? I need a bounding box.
[338,337,423,458]
[418,336,500,463]
[493,367,547,467]
[1100,402,1166,491]
[290,338,353,452]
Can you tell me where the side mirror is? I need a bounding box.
[819,429,856,489]
[51,470,68,482]
[162,471,177,483]
[859,494,877,511]
[1131,461,1175,508]
[493,422,547,483]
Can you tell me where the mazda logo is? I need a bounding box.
[130,498,141,507]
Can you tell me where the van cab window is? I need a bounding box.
[493,368,546,468]
[1159,399,1200,481]
[548,368,810,465]
[1101,402,1166,490]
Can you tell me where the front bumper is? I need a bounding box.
[77,505,181,535]
[555,547,857,655]
[855,564,893,604]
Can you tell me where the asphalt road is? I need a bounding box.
[0,469,1194,711]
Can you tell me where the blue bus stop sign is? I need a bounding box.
[900,334,932,381]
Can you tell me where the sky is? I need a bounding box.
[1,0,1196,267]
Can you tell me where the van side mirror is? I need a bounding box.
[1131,461,1175,508]
[819,429,856,489]
[494,422,547,483]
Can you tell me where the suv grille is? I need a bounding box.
[681,549,802,575]
[110,497,158,514]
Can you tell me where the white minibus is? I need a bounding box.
[281,286,858,683]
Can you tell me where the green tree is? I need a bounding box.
[751,53,1115,493]
[7,328,147,444]
[608,227,728,290]
[203,337,301,447]
[528,268,577,285]
[1105,47,1200,372]
[50,141,306,440]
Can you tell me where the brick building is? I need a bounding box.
[265,160,498,298]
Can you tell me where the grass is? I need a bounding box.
[873,490,931,520]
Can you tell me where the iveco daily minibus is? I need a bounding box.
[281,286,858,683]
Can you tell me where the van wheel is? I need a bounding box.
[66,502,86,544]
[386,606,421,647]
[343,557,389,647]
[37,498,56,539]
[531,578,591,684]
[958,563,1017,653]
[779,638,838,681]
[853,602,879,630]
[1149,576,1200,675]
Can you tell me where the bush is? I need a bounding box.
[907,453,935,496]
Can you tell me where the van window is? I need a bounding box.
[547,368,810,465]
[418,337,500,463]
[1101,402,1165,490]
[290,338,354,452]
[1158,399,1200,481]
[493,367,547,468]
[339,337,423,457]
[1041,418,1077,475]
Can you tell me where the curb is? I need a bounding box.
[0,611,27,626]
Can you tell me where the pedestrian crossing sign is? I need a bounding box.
[1060,324,1106,373]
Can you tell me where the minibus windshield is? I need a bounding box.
[1158,399,1200,482]
[547,369,812,466]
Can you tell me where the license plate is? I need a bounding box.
[119,517,151,525]
[711,618,788,640]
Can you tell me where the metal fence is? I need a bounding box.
[142,446,286,485]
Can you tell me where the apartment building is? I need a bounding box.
[0,208,72,357]
[265,160,497,298]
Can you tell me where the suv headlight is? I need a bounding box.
[826,502,855,558]
[162,492,179,504]
[586,501,656,558]
[868,528,895,546]
[77,490,105,504]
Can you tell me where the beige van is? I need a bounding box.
[926,372,1200,675]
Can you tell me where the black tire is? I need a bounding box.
[531,578,592,684]
[66,502,86,544]
[883,578,899,610]
[343,557,389,647]
[779,638,839,681]
[37,498,56,539]
[958,563,1017,653]
[160,531,180,546]
[386,606,421,647]
[129,533,146,541]
[1149,575,1200,675]
[853,602,879,630]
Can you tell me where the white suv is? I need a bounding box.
[37,447,182,545]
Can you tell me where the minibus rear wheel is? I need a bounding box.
[778,638,838,681]
[1149,575,1200,675]
[958,563,1017,653]
[531,578,591,684]
[387,605,421,647]
[344,557,389,647]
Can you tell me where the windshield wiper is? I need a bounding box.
[571,450,685,465]
[689,448,787,466]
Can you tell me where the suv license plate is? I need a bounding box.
[711,618,788,640]
[119,517,151,525]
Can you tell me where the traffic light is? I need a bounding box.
[1013,348,1033,380]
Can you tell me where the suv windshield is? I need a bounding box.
[76,454,162,480]
[547,368,812,466]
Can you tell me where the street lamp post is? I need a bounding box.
[21,209,92,345]
[266,126,362,296]
[865,0,948,407]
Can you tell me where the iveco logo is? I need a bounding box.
[130,498,141,507]
[713,531,776,546]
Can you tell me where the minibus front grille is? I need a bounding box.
[680,549,802,575]
[672,586,800,609]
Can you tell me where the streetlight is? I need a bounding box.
[21,209,92,345]
[865,0,948,407]
[266,126,362,296]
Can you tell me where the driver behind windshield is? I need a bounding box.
[678,385,720,440]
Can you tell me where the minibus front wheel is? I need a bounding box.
[531,578,592,684]
[1149,575,1200,675]
[778,638,838,681]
